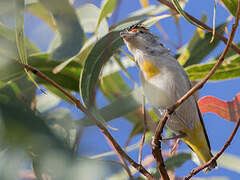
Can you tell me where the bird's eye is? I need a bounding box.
[139,30,144,34]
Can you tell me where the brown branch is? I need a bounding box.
[104,135,134,180]
[138,95,147,165]
[156,0,240,54]
[152,1,240,179]
[185,118,240,179]
[16,62,156,180]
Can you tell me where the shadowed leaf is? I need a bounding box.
[165,152,192,170]
[80,31,123,106]
[39,0,84,60]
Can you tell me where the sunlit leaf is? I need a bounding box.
[198,92,240,122]
[185,55,240,81]
[179,21,225,67]
[171,0,206,30]
[111,5,168,31]
[142,14,171,27]
[39,0,84,60]
[77,3,108,38]
[221,0,239,17]
[96,0,118,30]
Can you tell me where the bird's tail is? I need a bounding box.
[182,131,217,173]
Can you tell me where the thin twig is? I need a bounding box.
[156,0,240,54]
[151,1,240,179]
[185,118,240,179]
[104,135,134,180]
[16,62,156,180]
[138,95,147,165]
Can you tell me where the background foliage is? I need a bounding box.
[0,0,239,179]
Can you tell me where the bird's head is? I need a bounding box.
[120,24,159,54]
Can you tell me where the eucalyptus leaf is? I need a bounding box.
[180,22,226,67]
[165,152,192,170]
[221,0,239,17]
[96,0,118,30]
[185,55,240,81]
[77,3,108,38]
[77,88,142,126]
[39,0,84,60]
[80,31,123,106]
[110,4,169,31]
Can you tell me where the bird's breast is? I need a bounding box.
[141,60,161,80]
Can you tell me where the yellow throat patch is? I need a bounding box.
[142,60,160,80]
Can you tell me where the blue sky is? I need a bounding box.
[24,0,240,179]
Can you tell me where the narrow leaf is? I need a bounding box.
[179,21,226,67]
[185,55,240,81]
[96,0,118,30]
[80,31,123,106]
[77,88,142,126]
[171,0,206,30]
[27,2,57,30]
[165,152,192,170]
[39,0,84,60]
[221,0,239,17]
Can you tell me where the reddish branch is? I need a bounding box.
[156,0,240,54]
[152,1,240,179]
[17,62,156,180]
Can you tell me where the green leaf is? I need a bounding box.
[96,0,118,30]
[0,22,39,60]
[77,88,142,126]
[0,53,82,92]
[80,31,123,106]
[171,0,206,30]
[180,22,226,67]
[142,14,171,27]
[185,55,240,81]
[0,93,72,156]
[29,53,82,91]
[165,152,192,170]
[39,0,84,60]
[77,3,108,38]
[15,0,27,64]
[26,2,57,30]
[221,0,239,16]
[110,4,168,31]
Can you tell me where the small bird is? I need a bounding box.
[120,24,217,172]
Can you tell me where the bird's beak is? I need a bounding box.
[120,30,133,41]
[120,31,128,38]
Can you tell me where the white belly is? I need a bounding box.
[140,72,174,108]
